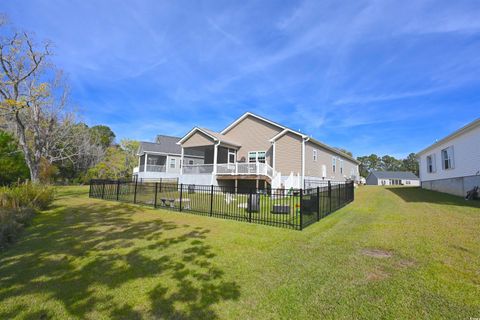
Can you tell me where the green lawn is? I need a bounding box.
[0,186,479,319]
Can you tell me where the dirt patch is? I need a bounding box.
[361,248,393,258]
[396,259,417,268]
[366,269,389,281]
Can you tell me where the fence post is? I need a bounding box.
[248,189,252,223]
[101,182,105,199]
[133,179,138,204]
[209,185,214,216]
[317,186,320,221]
[179,184,183,212]
[328,180,332,213]
[352,181,354,202]
[116,180,120,201]
[299,188,303,230]
[154,182,158,208]
[159,178,162,193]
[338,183,341,207]
[89,180,92,198]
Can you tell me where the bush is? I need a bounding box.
[0,208,35,249]
[0,183,55,210]
[0,183,55,249]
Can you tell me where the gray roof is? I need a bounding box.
[138,135,202,156]
[369,171,419,180]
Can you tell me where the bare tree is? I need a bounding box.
[0,21,101,182]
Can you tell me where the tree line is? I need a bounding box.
[0,17,138,185]
[356,153,419,178]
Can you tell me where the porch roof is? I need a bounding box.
[178,127,241,148]
[138,141,203,157]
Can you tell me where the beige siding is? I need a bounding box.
[182,131,214,148]
[275,132,302,174]
[305,141,358,181]
[222,115,282,165]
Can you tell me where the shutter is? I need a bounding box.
[432,154,436,173]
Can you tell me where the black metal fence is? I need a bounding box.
[89,179,354,230]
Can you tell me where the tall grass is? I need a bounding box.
[0,183,55,210]
[0,183,55,249]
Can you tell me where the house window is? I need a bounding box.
[228,148,236,163]
[188,160,194,165]
[340,159,344,174]
[257,151,266,163]
[426,154,436,173]
[248,151,266,163]
[441,146,454,170]
[313,149,318,161]
[332,157,336,173]
[170,158,176,169]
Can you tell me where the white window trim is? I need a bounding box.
[248,151,266,163]
[313,149,318,161]
[169,158,176,169]
[332,157,337,173]
[441,146,454,170]
[228,148,236,164]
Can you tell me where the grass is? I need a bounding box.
[0,186,479,319]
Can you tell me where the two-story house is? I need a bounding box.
[177,112,359,189]
[417,118,480,197]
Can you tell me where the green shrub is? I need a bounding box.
[0,183,54,249]
[0,183,55,210]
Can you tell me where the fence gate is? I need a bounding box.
[301,188,319,228]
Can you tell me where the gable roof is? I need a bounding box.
[368,171,419,180]
[417,118,480,155]
[178,127,241,148]
[221,112,359,164]
[220,112,286,134]
[270,129,359,164]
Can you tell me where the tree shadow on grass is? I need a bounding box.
[0,200,240,319]
[387,187,480,208]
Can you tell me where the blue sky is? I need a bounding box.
[3,0,480,158]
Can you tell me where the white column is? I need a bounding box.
[212,142,219,185]
[213,143,218,174]
[180,147,184,175]
[272,141,276,173]
[301,138,306,188]
[144,153,148,172]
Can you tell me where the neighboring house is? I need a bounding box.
[176,112,360,189]
[366,171,420,186]
[133,135,204,181]
[417,118,480,197]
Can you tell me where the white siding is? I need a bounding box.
[418,125,480,182]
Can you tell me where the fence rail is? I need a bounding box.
[89,179,354,230]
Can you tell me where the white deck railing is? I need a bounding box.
[182,164,214,174]
[183,163,275,179]
[137,165,167,172]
